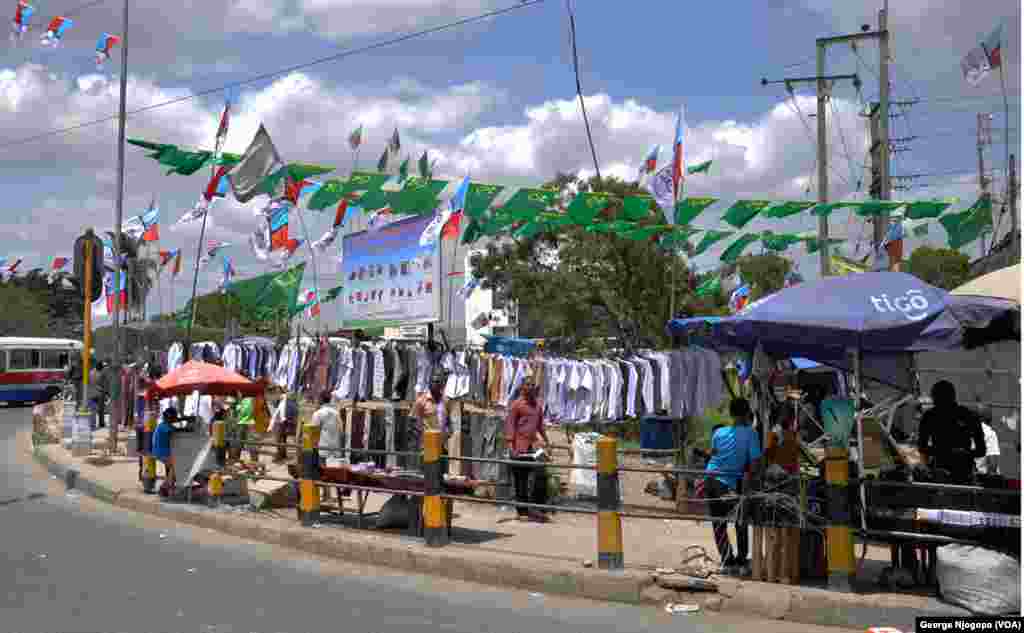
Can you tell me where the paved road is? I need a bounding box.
[1,408,852,633]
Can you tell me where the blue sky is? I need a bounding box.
[0,0,1017,326]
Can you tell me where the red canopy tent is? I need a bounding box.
[147,360,264,399]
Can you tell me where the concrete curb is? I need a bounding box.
[30,440,963,630]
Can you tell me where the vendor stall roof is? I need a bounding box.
[952,264,1021,304]
[149,360,263,398]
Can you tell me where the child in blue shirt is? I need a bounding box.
[151,407,195,491]
[704,398,763,576]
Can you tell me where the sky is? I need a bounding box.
[0,0,1019,328]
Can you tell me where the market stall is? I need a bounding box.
[667,271,1020,590]
[146,360,266,499]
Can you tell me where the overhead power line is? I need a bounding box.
[0,0,547,151]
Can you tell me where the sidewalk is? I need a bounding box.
[30,404,970,631]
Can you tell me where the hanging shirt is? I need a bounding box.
[371,347,386,399]
[624,361,639,418]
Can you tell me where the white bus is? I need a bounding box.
[0,338,82,404]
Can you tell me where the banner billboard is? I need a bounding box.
[341,215,441,329]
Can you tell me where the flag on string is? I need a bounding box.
[333,195,359,228]
[50,255,68,271]
[421,175,468,247]
[12,1,33,40]
[140,203,160,241]
[299,288,320,318]
[39,15,71,46]
[203,165,231,201]
[418,151,431,179]
[201,240,230,265]
[671,107,686,201]
[4,257,21,279]
[249,223,271,261]
[94,32,120,68]
[229,124,284,203]
[377,147,389,172]
[158,249,176,269]
[172,250,182,277]
[348,124,363,151]
[645,163,675,225]
[367,207,395,233]
[961,23,1003,85]
[323,286,343,304]
[389,128,401,154]
[175,197,215,227]
[220,255,235,293]
[687,160,713,175]
[442,211,463,240]
[312,227,337,252]
[105,270,127,314]
[729,283,751,313]
[638,145,660,181]
[269,201,290,250]
[214,90,233,154]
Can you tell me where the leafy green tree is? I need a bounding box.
[471,173,700,349]
[906,246,970,290]
[0,283,50,336]
[734,253,792,299]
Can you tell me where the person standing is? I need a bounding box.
[976,416,1001,476]
[917,381,986,484]
[311,391,343,503]
[88,361,104,430]
[270,392,300,463]
[411,370,452,471]
[704,398,763,576]
[504,380,551,522]
[234,397,258,462]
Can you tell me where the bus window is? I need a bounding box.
[42,350,65,369]
[8,349,34,370]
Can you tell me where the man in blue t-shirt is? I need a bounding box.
[151,407,190,491]
[704,398,763,576]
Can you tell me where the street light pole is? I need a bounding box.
[110,0,129,452]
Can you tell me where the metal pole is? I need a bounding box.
[1011,153,1018,243]
[816,42,831,277]
[110,0,129,452]
[978,113,991,258]
[1000,62,1011,241]
[875,3,891,252]
[80,237,94,415]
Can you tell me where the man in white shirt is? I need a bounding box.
[976,419,1001,476]
[311,391,343,502]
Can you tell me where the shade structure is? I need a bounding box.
[668,272,1018,389]
[952,263,1021,304]
[148,360,264,399]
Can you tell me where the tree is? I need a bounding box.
[734,253,792,299]
[906,246,970,290]
[471,173,699,349]
[0,283,50,336]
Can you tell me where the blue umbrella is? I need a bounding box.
[668,272,1016,388]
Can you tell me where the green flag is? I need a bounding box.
[722,200,772,229]
[465,183,504,219]
[687,160,713,175]
[855,200,906,216]
[810,202,859,217]
[695,276,721,297]
[906,199,956,220]
[287,163,334,182]
[323,286,344,303]
[502,188,559,221]
[693,230,734,256]
[307,179,346,211]
[377,148,389,172]
[761,231,805,252]
[461,219,485,244]
[720,233,760,263]
[674,197,717,225]
[763,200,816,219]
[228,263,306,322]
[621,195,653,221]
[940,196,993,250]
[566,192,611,225]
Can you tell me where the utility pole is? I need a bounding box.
[110,0,129,453]
[1010,153,1018,245]
[873,3,892,250]
[977,112,992,257]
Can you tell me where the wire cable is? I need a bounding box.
[0,0,547,151]
[565,0,600,182]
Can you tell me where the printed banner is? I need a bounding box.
[341,214,440,329]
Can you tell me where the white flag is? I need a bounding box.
[419,206,451,248]
[645,163,675,225]
[174,198,214,228]
[312,227,338,252]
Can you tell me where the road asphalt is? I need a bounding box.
[3,407,856,633]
